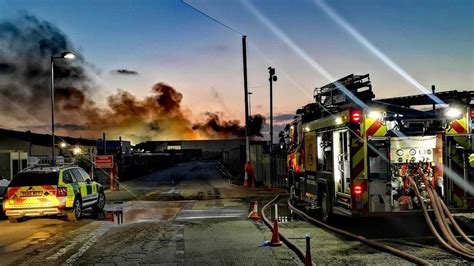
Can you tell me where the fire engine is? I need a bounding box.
[282,74,473,221]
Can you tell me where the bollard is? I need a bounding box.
[274,203,279,222]
[304,233,312,266]
[109,170,114,191]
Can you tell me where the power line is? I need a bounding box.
[181,0,244,36]
[249,84,267,89]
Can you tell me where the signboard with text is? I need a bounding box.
[95,155,114,169]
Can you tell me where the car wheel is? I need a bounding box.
[92,192,106,213]
[8,217,20,223]
[67,197,82,221]
[320,192,330,223]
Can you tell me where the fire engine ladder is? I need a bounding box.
[313,74,375,113]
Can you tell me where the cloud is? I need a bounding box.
[111,69,139,75]
[273,113,295,122]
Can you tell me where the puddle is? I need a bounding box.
[102,206,180,225]
[1,230,53,253]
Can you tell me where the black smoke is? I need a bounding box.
[0,13,92,121]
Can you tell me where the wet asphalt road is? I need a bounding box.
[2,160,472,265]
[0,161,297,265]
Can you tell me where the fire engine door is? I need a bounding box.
[333,130,350,195]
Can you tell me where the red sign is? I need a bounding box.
[95,155,114,169]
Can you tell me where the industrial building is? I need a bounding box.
[0,128,96,180]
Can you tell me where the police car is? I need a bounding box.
[3,165,105,223]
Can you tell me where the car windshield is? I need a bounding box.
[9,172,60,187]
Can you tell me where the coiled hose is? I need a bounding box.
[409,167,474,261]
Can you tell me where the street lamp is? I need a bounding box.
[268,67,277,148]
[72,146,82,156]
[51,51,75,165]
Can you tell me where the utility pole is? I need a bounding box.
[248,92,253,117]
[103,132,106,155]
[242,36,251,187]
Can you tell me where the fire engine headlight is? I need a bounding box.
[445,107,463,118]
[368,110,383,119]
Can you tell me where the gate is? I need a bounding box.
[271,151,288,188]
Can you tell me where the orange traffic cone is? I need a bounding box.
[270,219,283,246]
[304,234,312,266]
[248,201,260,221]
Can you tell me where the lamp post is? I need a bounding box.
[51,51,75,165]
[268,67,277,149]
[268,67,277,186]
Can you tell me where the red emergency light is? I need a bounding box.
[350,110,362,123]
[471,109,474,120]
[57,186,68,197]
[354,185,363,195]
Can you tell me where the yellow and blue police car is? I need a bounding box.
[2,164,105,223]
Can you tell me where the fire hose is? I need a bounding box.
[261,194,308,264]
[408,164,474,261]
[286,197,431,265]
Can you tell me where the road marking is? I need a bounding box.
[64,226,109,264]
[175,224,185,265]
[175,214,245,220]
[161,186,180,195]
[176,209,246,221]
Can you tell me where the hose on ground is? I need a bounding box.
[287,197,431,265]
[409,166,474,260]
[438,195,474,246]
[261,194,308,265]
[409,177,474,260]
[423,176,473,255]
[430,183,474,254]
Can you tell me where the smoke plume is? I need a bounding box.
[0,13,264,143]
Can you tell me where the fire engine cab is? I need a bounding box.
[282,74,473,220]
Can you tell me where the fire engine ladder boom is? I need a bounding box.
[313,74,375,112]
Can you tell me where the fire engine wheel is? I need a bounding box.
[289,185,296,201]
[67,197,82,221]
[8,217,20,223]
[320,192,330,222]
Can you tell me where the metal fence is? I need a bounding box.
[271,152,288,188]
[222,142,288,188]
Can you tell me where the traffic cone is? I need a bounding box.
[270,219,283,246]
[304,235,312,266]
[248,201,260,221]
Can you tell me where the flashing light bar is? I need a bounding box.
[445,107,462,118]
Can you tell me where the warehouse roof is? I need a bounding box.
[0,128,96,147]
